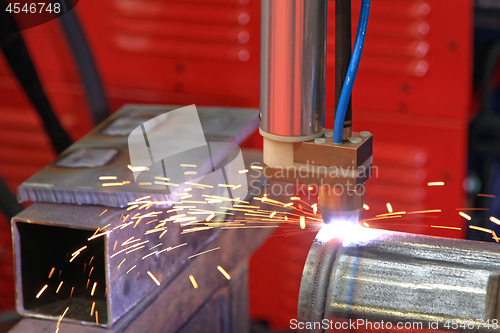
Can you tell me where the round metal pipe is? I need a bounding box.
[298,226,500,332]
[260,0,327,142]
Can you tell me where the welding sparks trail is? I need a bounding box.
[217,265,231,280]
[363,204,369,210]
[490,216,500,225]
[189,275,198,289]
[300,216,306,229]
[427,182,445,186]
[91,282,97,296]
[147,271,161,286]
[56,281,63,294]
[55,307,70,333]
[386,203,393,213]
[36,284,48,298]
[459,212,472,221]
[188,247,220,259]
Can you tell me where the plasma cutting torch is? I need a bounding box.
[260,1,500,332]
[259,0,373,225]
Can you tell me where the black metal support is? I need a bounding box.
[334,0,352,140]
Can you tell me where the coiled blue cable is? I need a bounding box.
[333,0,371,144]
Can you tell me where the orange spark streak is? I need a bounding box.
[118,259,126,268]
[56,281,63,294]
[431,225,462,230]
[147,271,161,286]
[126,266,136,274]
[300,216,306,229]
[427,182,445,186]
[48,267,55,279]
[386,203,393,213]
[490,216,500,225]
[99,209,108,216]
[217,266,231,280]
[91,282,97,296]
[91,302,95,316]
[36,285,48,298]
[459,212,471,220]
[189,275,198,289]
[363,204,369,210]
[188,247,220,259]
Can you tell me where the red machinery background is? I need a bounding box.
[0,0,472,330]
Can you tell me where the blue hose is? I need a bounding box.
[333,0,371,144]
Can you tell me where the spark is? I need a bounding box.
[99,176,117,180]
[431,225,462,230]
[470,225,492,233]
[251,165,263,170]
[386,203,393,213]
[478,194,496,198]
[363,222,370,227]
[363,204,369,210]
[91,302,95,316]
[87,279,90,289]
[377,211,406,217]
[56,281,63,293]
[490,216,500,225]
[89,257,94,265]
[159,229,168,238]
[284,203,293,207]
[95,311,99,325]
[139,182,152,185]
[72,246,87,256]
[56,307,69,332]
[142,252,158,260]
[189,275,198,289]
[308,186,314,190]
[149,243,162,250]
[89,267,94,277]
[48,267,55,278]
[127,165,150,172]
[101,182,124,187]
[300,216,306,229]
[458,212,471,220]
[36,284,48,298]
[188,247,220,259]
[312,203,318,214]
[99,209,108,216]
[91,282,97,296]
[427,182,445,186]
[70,287,74,298]
[239,169,249,174]
[269,211,276,218]
[217,265,231,280]
[118,259,126,268]
[113,241,117,251]
[136,195,152,201]
[88,231,110,241]
[181,164,197,167]
[408,209,442,214]
[184,171,197,175]
[206,213,215,222]
[147,271,161,286]
[185,181,214,188]
[290,197,300,201]
[126,266,136,274]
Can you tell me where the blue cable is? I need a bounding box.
[333,0,371,144]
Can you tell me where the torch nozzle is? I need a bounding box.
[318,186,364,225]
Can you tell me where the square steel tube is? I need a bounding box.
[12,203,221,327]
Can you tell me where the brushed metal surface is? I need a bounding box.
[299,226,500,332]
[260,0,327,140]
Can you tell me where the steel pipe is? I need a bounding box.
[299,225,500,332]
[260,0,328,142]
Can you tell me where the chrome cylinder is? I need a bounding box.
[260,0,327,142]
[298,227,500,332]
